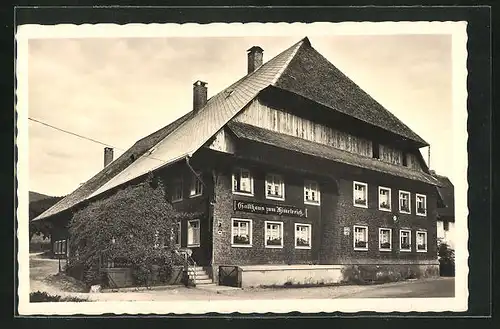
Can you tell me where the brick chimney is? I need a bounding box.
[193,80,207,114]
[104,147,113,167]
[247,46,264,74]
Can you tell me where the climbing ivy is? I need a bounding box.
[68,175,195,286]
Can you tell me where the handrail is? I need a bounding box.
[176,248,197,286]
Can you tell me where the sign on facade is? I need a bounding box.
[343,227,351,236]
[233,200,307,218]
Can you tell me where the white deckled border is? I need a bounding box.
[16,21,469,315]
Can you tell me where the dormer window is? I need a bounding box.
[232,168,254,196]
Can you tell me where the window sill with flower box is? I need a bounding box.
[354,242,368,251]
[399,208,411,215]
[379,242,392,252]
[417,245,427,252]
[416,208,427,217]
[379,203,391,212]
[295,238,311,250]
[304,199,320,206]
[354,199,368,208]
[400,245,411,252]
[233,190,254,197]
[265,238,283,248]
[232,235,252,248]
[266,194,285,202]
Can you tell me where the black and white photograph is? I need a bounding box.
[16,19,469,314]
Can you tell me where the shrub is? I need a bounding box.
[438,242,455,277]
[67,175,195,287]
[30,291,88,302]
[341,265,423,284]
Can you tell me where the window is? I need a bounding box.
[265,174,285,200]
[53,239,67,256]
[373,143,380,159]
[353,225,368,251]
[399,190,411,214]
[232,168,254,195]
[353,181,368,208]
[416,194,427,216]
[304,180,320,205]
[175,222,181,247]
[399,229,411,251]
[295,223,312,249]
[231,219,252,247]
[416,231,427,252]
[187,219,200,247]
[443,221,450,231]
[379,228,392,251]
[378,186,391,211]
[172,178,183,202]
[265,221,284,248]
[190,172,203,197]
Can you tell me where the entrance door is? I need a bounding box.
[186,217,212,266]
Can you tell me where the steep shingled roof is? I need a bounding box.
[228,121,438,185]
[86,39,306,200]
[274,41,428,146]
[33,111,192,221]
[432,174,455,219]
[35,37,431,221]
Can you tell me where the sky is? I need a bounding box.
[28,34,453,197]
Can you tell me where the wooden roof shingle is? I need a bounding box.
[35,37,432,221]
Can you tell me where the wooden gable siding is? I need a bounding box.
[207,128,236,154]
[379,144,402,165]
[234,98,373,157]
[407,153,422,171]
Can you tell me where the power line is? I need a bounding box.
[28,117,167,164]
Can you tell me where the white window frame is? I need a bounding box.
[378,186,392,212]
[175,222,181,247]
[264,221,284,248]
[232,168,254,196]
[353,225,369,251]
[399,190,411,214]
[416,193,427,216]
[304,180,320,205]
[379,228,392,251]
[172,178,183,202]
[294,223,312,249]
[231,218,253,248]
[265,173,285,201]
[189,172,203,198]
[53,239,67,255]
[187,219,200,247]
[353,181,368,208]
[416,230,428,252]
[399,229,412,252]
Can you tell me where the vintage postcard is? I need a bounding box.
[16,20,468,315]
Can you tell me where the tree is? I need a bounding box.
[438,240,455,277]
[29,196,63,241]
[68,176,196,286]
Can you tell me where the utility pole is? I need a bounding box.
[428,146,431,169]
